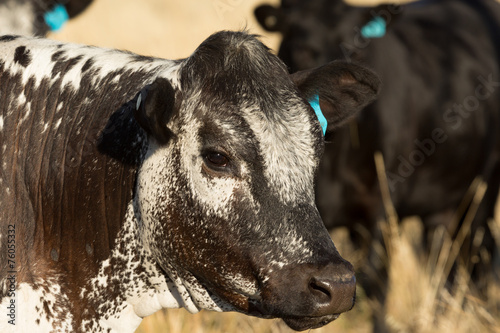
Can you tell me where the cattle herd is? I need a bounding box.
[0,0,499,332]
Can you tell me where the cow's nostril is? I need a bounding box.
[309,278,332,304]
[306,269,356,316]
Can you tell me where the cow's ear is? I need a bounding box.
[254,5,287,32]
[291,61,380,136]
[65,0,94,18]
[134,77,176,145]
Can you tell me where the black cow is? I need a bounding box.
[0,0,93,36]
[255,0,500,297]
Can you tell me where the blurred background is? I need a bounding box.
[4,0,500,332]
[48,0,411,58]
[48,0,283,59]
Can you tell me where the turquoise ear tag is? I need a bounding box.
[44,4,69,32]
[361,16,386,39]
[309,94,327,136]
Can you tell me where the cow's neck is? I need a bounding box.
[12,104,152,332]
[77,200,203,332]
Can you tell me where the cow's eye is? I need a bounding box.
[204,152,230,169]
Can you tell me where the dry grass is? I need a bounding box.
[384,218,499,333]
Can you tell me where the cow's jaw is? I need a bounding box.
[76,198,257,333]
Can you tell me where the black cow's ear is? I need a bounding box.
[134,77,176,145]
[291,61,380,136]
[254,5,287,32]
[64,0,94,18]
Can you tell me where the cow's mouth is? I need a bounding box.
[282,314,340,331]
[248,301,341,331]
[170,256,355,332]
[207,290,341,331]
[247,299,343,331]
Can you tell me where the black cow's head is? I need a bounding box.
[255,0,403,71]
[0,0,93,36]
[134,31,380,331]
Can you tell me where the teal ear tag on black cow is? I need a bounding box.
[361,16,386,39]
[44,4,69,31]
[309,94,327,136]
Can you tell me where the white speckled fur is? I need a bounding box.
[78,204,186,332]
[0,37,175,91]
[240,102,318,204]
[0,279,74,333]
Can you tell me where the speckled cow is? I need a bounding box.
[0,31,379,332]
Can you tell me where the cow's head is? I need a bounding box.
[134,31,379,331]
[254,0,403,70]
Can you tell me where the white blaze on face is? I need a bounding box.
[179,115,238,216]
[135,105,263,310]
[241,100,318,204]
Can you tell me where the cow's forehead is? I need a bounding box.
[177,31,322,203]
[239,100,319,203]
[176,91,321,205]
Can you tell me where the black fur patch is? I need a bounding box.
[14,46,32,67]
[51,56,83,78]
[81,58,94,72]
[0,35,19,42]
[51,50,65,62]
[180,31,293,115]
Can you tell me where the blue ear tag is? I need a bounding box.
[44,4,69,32]
[361,16,386,39]
[309,94,327,136]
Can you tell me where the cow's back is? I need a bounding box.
[0,35,173,289]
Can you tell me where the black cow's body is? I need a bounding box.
[256,0,500,291]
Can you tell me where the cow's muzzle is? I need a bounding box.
[258,260,356,331]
